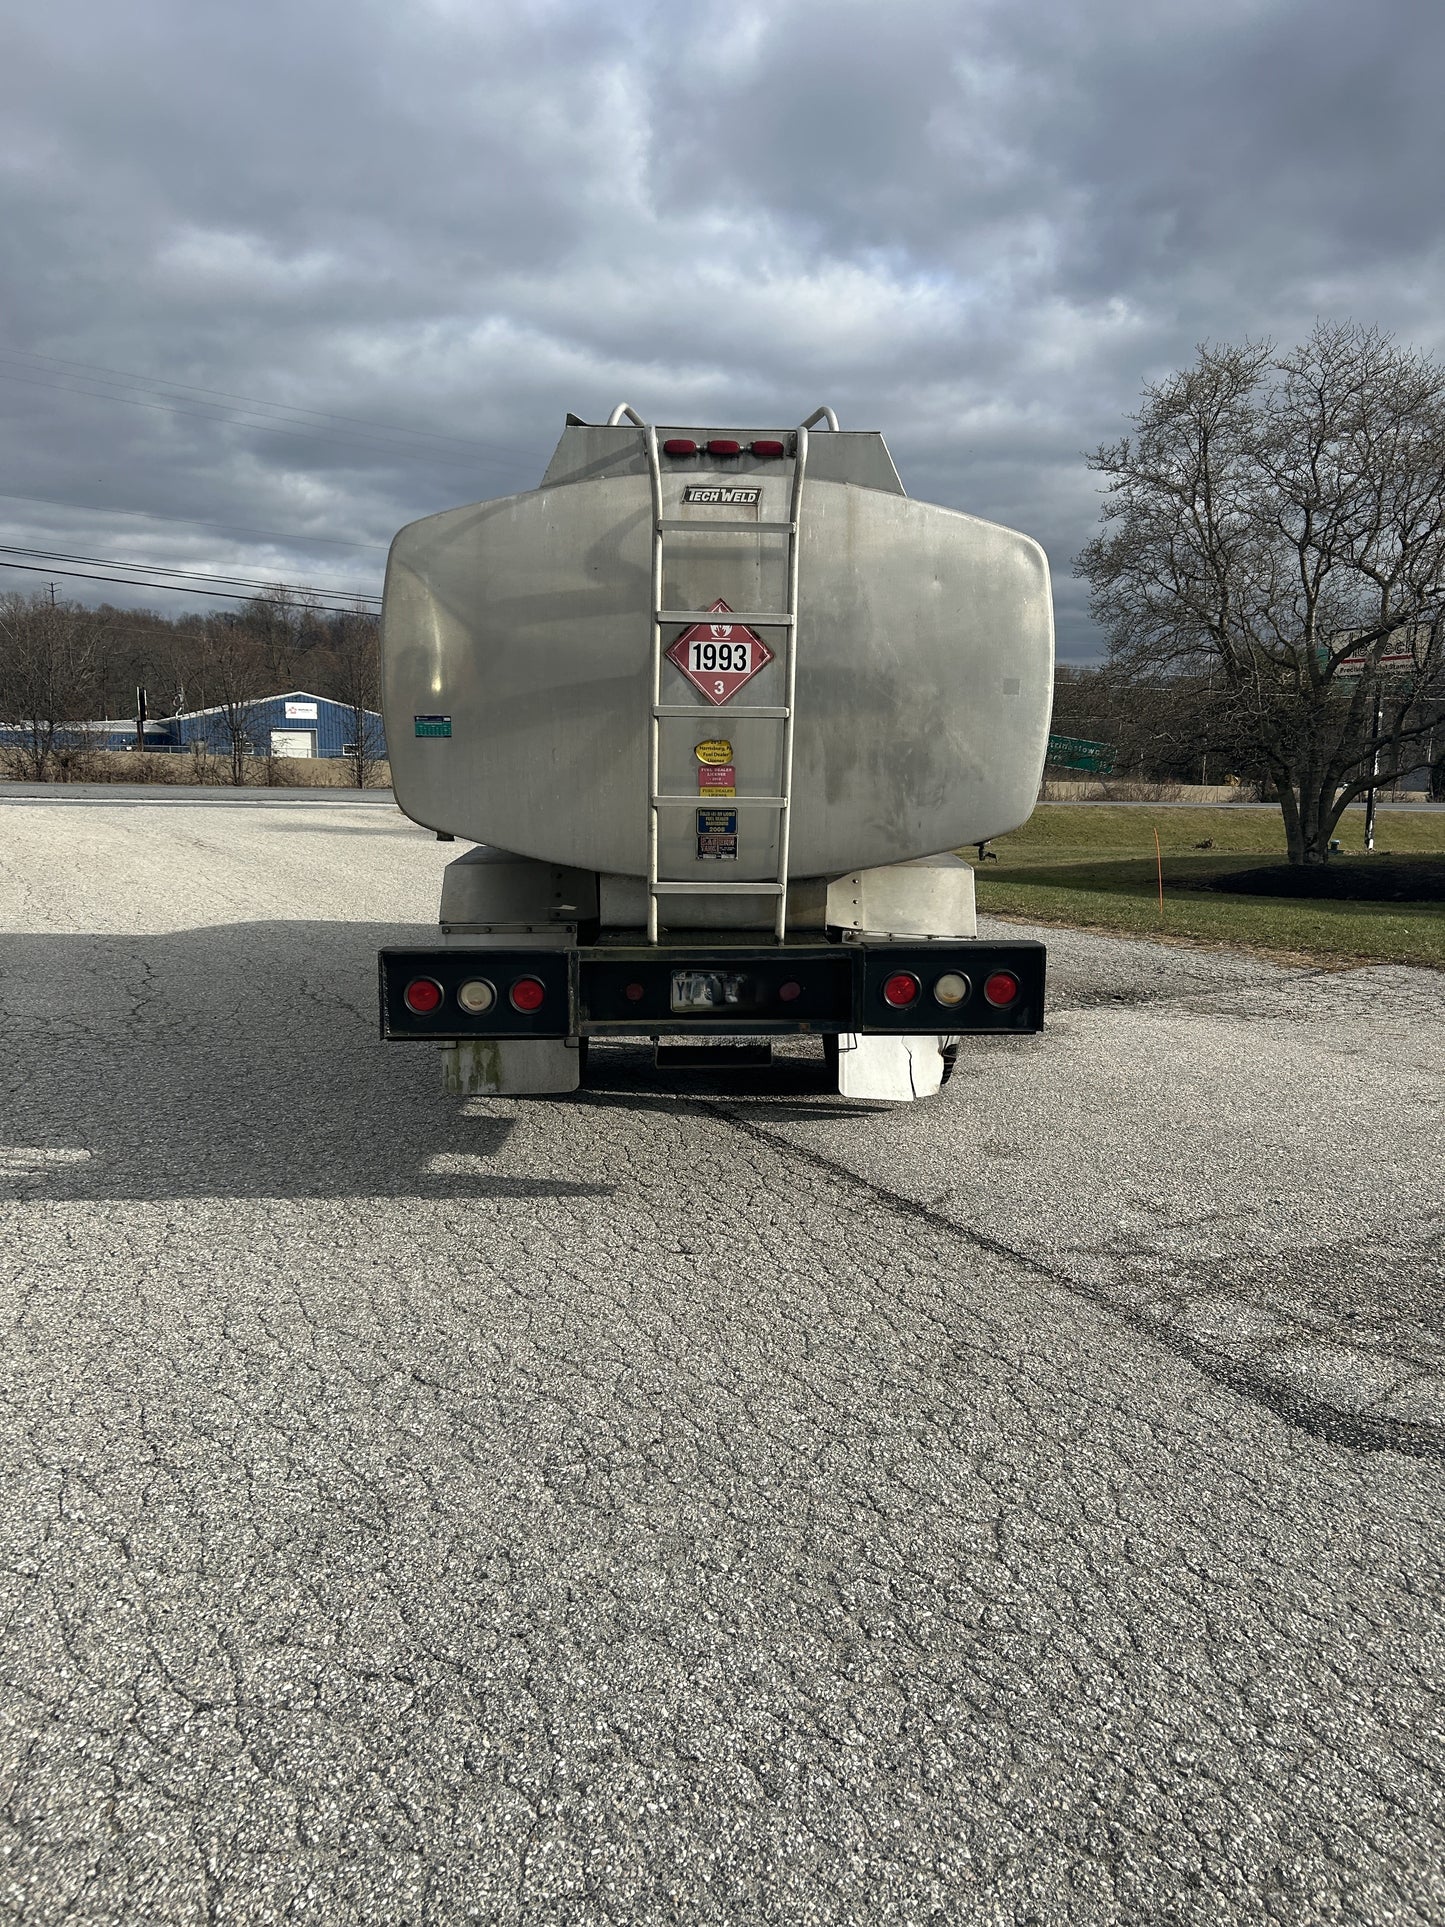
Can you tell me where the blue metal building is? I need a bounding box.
[160,690,387,761]
[2,691,386,761]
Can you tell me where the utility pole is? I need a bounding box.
[1363,688,1383,853]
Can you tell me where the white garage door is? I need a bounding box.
[270,729,316,759]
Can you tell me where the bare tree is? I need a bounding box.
[198,620,267,785]
[238,586,325,690]
[1077,324,1445,862]
[0,592,101,781]
[320,607,384,787]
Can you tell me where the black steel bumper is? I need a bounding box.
[379,940,1046,1040]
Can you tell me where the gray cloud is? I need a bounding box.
[3,0,1443,655]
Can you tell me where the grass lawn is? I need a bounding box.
[969,804,1445,969]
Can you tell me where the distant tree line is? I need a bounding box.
[0,587,381,784]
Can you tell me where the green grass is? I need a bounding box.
[969,805,1445,968]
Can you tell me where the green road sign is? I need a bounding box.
[1047,733,1115,773]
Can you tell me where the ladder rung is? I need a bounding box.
[652,795,787,809]
[650,881,786,896]
[658,609,795,627]
[653,704,789,719]
[657,519,796,534]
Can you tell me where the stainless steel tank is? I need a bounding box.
[382,417,1053,877]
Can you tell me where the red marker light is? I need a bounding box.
[663,438,697,456]
[509,977,546,1012]
[882,972,921,1009]
[404,978,444,1015]
[707,438,741,456]
[983,971,1020,1008]
[624,981,646,1002]
[778,980,802,1003]
[751,439,786,457]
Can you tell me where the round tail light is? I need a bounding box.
[933,972,970,1007]
[509,976,546,1012]
[983,971,1020,1008]
[882,972,921,1009]
[404,978,444,1015]
[624,981,646,1002]
[778,980,802,1003]
[456,978,495,1014]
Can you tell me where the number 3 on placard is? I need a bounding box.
[713,678,726,695]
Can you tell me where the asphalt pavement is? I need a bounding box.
[0,796,1441,1925]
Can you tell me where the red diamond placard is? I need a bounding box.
[665,599,773,706]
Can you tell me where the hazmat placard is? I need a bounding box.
[667,601,773,705]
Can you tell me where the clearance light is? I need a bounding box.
[882,972,921,1009]
[457,978,496,1015]
[663,438,697,456]
[983,971,1020,1008]
[509,977,546,1012]
[404,978,443,1015]
[751,439,786,457]
[933,972,970,1007]
[707,438,741,456]
[778,980,802,1003]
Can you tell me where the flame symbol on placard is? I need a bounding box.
[710,623,733,639]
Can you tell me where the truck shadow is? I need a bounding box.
[1,922,617,1204]
[1,922,890,1203]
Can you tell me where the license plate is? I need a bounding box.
[671,969,749,1013]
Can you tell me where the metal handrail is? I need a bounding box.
[644,425,665,941]
[607,403,649,427]
[800,406,839,431]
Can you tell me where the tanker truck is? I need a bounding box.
[378,404,1053,1102]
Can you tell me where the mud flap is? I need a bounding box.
[441,1038,582,1096]
[834,1033,948,1102]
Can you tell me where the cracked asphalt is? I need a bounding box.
[0,795,1442,1925]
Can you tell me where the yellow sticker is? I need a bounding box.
[694,739,733,765]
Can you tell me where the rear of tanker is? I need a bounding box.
[377,404,1053,1102]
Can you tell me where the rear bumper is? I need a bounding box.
[379,939,1046,1040]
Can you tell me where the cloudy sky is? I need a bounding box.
[4,0,1443,658]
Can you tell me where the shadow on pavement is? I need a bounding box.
[0,921,619,1203]
[0,922,886,1202]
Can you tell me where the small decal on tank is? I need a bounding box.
[414,715,452,738]
[697,764,736,797]
[694,739,733,765]
[696,808,738,861]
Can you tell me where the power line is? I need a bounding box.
[0,542,379,613]
[0,542,379,602]
[0,488,390,553]
[0,558,376,613]
[0,346,541,462]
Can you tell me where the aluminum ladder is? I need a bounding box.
[606,404,838,942]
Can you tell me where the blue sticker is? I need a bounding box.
[696,807,738,861]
